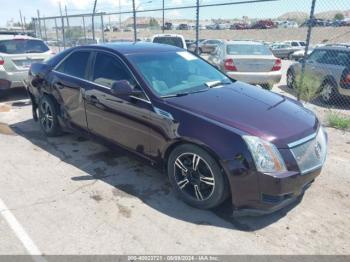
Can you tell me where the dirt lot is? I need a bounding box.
[103,27,350,44]
[0,61,350,255]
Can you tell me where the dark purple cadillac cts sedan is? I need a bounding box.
[27,43,327,216]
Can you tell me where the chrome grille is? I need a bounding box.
[289,127,327,175]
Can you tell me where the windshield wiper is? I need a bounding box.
[162,88,209,98]
[205,80,231,88]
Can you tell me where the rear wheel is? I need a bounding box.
[287,69,296,89]
[39,95,62,137]
[320,82,337,104]
[167,144,229,209]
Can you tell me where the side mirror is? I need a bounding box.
[111,80,134,97]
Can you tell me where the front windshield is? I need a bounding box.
[153,37,184,48]
[128,51,231,97]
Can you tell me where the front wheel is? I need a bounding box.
[167,144,229,209]
[39,96,62,137]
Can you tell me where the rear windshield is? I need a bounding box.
[0,39,49,54]
[153,37,184,48]
[226,44,272,55]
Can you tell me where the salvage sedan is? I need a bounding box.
[27,43,327,215]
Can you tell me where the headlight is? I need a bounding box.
[243,136,287,173]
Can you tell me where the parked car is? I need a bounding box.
[0,35,52,91]
[271,41,305,59]
[251,20,277,29]
[162,22,173,30]
[152,34,187,49]
[177,24,190,30]
[208,40,282,89]
[75,37,99,46]
[27,42,327,215]
[198,39,223,54]
[287,44,350,103]
[230,23,250,30]
[187,39,206,53]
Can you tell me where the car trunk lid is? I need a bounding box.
[227,55,277,72]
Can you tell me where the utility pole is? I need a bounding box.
[82,16,87,40]
[23,16,27,30]
[19,10,24,33]
[299,0,317,100]
[101,13,105,43]
[119,0,122,29]
[59,1,66,49]
[162,0,165,33]
[195,0,200,55]
[37,10,42,39]
[92,0,98,40]
[132,0,137,42]
[65,5,70,28]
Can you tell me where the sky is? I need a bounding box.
[0,0,349,26]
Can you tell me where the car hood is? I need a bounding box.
[164,82,318,148]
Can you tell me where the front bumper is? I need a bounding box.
[0,69,28,89]
[226,71,282,86]
[221,157,322,216]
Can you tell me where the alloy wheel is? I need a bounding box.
[321,83,333,102]
[40,101,54,132]
[173,153,215,201]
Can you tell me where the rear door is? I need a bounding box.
[52,50,92,129]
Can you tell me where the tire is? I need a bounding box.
[320,81,337,104]
[286,69,296,89]
[261,84,272,90]
[38,95,62,137]
[288,53,293,60]
[167,144,229,209]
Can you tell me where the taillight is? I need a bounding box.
[342,72,350,85]
[0,57,4,65]
[224,58,237,71]
[272,58,281,71]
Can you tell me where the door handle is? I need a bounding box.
[87,95,99,104]
[55,82,64,89]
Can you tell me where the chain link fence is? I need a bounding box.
[31,0,350,130]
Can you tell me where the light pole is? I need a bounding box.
[132,0,152,42]
[162,0,165,33]
[92,0,98,40]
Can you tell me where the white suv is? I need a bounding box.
[0,35,52,91]
[152,34,187,49]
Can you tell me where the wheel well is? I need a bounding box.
[163,141,232,196]
[322,76,337,87]
[41,92,62,115]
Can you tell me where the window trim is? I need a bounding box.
[52,48,151,104]
[53,49,92,80]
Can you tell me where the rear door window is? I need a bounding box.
[0,39,49,54]
[56,51,90,79]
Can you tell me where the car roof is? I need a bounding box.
[224,40,264,45]
[81,42,182,55]
[316,44,350,52]
[0,34,39,41]
[152,34,184,38]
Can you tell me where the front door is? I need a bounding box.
[84,51,153,156]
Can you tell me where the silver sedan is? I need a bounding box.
[208,41,282,90]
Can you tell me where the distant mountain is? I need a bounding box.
[277,12,309,22]
[278,10,350,22]
[315,10,350,19]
